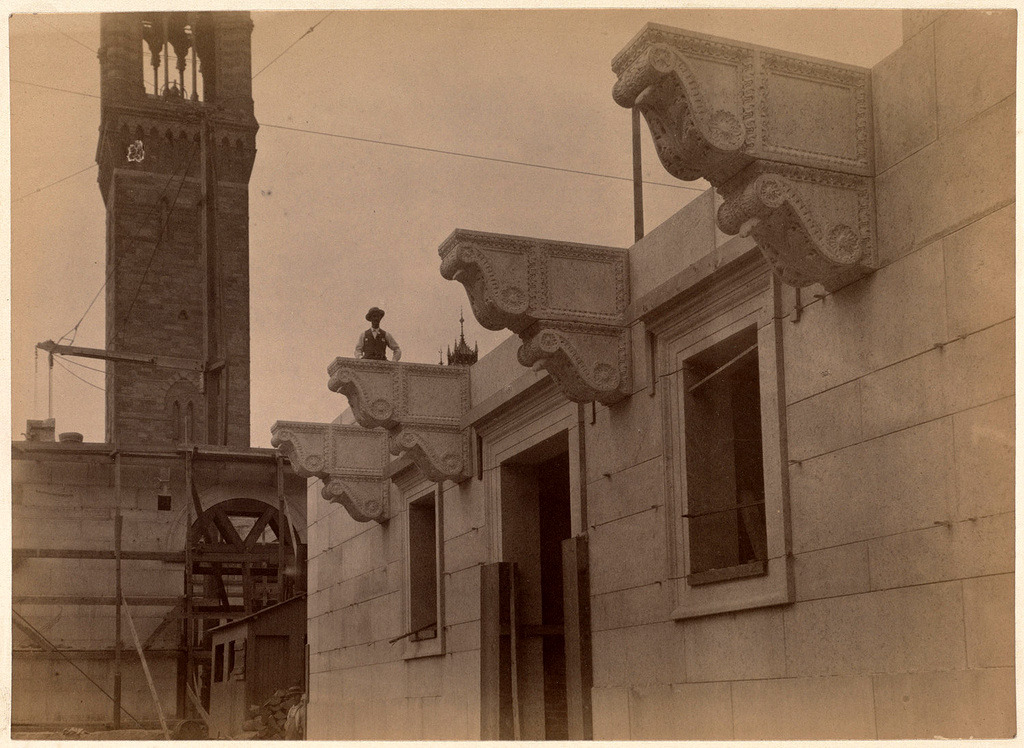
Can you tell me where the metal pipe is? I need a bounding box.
[276,455,286,602]
[576,403,588,532]
[47,353,53,419]
[184,450,195,716]
[632,107,644,242]
[113,451,122,728]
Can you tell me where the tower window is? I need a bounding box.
[141,15,203,101]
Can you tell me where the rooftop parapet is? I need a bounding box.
[439,229,631,404]
[271,421,390,523]
[612,23,878,290]
[326,359,471,483]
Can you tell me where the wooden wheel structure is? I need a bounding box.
[185,497,303,707]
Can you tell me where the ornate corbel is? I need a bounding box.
[439,229,631,404]
[327,360,471,483]
[270,420,390,523]
[716,162,876,291]
[613,23,878,290]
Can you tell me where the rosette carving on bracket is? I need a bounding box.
[270,420,390,523]
[612,22,879,290]
[327,359,471,483]
[439,229,631,404]
[717,163,876,291]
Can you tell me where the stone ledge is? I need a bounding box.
[440,229,632,404]
[613,22,879,291]
[326,359,471,483]
[271,420,390,523]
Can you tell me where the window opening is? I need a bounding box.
[408,490,438,640]
[213,642,224,682]
[683,324,767,583]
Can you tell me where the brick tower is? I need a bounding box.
[96,12,257,446]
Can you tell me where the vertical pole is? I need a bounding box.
[508,563,520,741]
[47,353,53,419]
[576,404,588,532]
[189,15,198,101]
[632,107,645,242]
[276,456,286,603]
[113,451,122,729]
[162,16,170,95]
[184,450,195,717]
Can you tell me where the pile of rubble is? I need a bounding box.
[236,686,305,740]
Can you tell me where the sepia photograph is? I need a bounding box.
[7,4,1016,740]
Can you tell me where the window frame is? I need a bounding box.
[402,483,445,659]
[652,254,793,620]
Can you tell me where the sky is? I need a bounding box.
[8,8,903,447]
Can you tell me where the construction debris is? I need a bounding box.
[236,686,305,740]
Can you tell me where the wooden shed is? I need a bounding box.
[207,595,306,738]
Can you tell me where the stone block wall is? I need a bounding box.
[587,9,1014,739]
[11,444,308,728]
[303,9,1013,741]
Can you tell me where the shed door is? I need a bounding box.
[252,635,289,705]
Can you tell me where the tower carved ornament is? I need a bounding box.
[439,229,631,404]
[271,421,390,523]
[612,23,878,291]
[327,360,471,483]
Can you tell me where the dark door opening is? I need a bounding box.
[486,431,586,740]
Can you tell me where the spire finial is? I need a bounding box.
[459,307,466,343]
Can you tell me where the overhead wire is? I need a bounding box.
[53,356,105,392]
[251,11,333,81]
[260,121,707,192]
[12,161,97,204]
[11,78,99,100]
[33,14,96,56]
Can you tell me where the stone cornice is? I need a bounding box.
[439,229,632,404]
[270,420,390,523]
[326,359,471,483]
[613,23,878,290]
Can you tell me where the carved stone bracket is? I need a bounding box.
[270,420,390,523]
[439,229,631,404]
[327,359,471,483]
[612,23,878,290]
[717,162,876,291]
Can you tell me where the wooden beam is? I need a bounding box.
[36,340,204,372]
[562,535,593,740]
[14,596,181,607]
[13,548,185,562]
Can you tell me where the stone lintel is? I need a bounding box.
[612,22,878,290]
[439,229,632,403]
[326,359,471,482]
[270,420,389,523]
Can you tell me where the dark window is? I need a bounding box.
[408,491,438,640]
[227,638,235,678]
[683,325,767,584]
[213,642,224,682]
[157,493,172,511]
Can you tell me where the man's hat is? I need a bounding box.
[365,306,385,321]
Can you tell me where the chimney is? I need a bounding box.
[25,419,55,442]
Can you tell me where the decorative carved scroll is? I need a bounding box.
[439,229,631,404]
[327,360,471,483]
[271,421,390,523]
[612,23,878,289]
[716,162,876,291]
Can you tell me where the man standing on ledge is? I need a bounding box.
[355,306,402,361]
